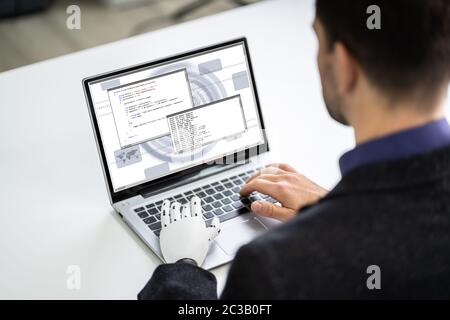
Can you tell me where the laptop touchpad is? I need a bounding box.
[216,217,267,256]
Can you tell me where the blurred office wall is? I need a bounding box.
[0,0,260,72]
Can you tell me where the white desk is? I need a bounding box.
[0,0,448,299]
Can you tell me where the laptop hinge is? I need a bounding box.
[140,161,248,199]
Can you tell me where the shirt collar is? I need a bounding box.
[339,118,450,176]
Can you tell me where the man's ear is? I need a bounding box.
[333,42,359,96]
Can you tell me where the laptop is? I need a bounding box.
[83,38,278,269]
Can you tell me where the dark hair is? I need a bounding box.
[316,0,450,100]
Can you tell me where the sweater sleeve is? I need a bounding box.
[138,242,275,300]
[138,262,218,300]
[220,244,277,300]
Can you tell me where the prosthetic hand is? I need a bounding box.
[159,196,221,266]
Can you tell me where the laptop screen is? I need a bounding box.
[86,39,266,193]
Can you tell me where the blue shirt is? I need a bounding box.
[339,118,450,176]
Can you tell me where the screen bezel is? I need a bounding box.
[83,37,269,203]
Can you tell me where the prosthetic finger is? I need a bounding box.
[190,196,202,217]
[181,204,191,219]
[170,201,181,222]
[207,217,221,241]
[161,200,171,229]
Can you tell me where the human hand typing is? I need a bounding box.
[240,163,328,221]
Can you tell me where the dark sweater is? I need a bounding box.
[139,146,450,299]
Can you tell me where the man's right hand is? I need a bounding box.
[240,163,328,221]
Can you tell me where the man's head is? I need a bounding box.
[314,0,450,127]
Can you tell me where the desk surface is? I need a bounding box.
[0,0,448,299]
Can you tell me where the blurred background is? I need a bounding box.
[0,0,262,72]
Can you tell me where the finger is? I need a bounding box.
[254,173,284,183]
[181,204,191,219]
[170,202,181,222]
[161,200,171,228]
[244,174,281,189]
[245,166,287,184]
[240,179,278,197]
[190,196,202,217]
[207,217,221,241]
[245,167,264,184]
[266,163,297,173]
[251,200,295,222]
[261,166,287,175]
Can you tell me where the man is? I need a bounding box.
[139,0,450,299]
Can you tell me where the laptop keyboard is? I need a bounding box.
[132,167,277,237]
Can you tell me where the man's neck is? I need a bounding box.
[351,93,446,145]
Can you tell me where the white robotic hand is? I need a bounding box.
[159,196,221,266]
